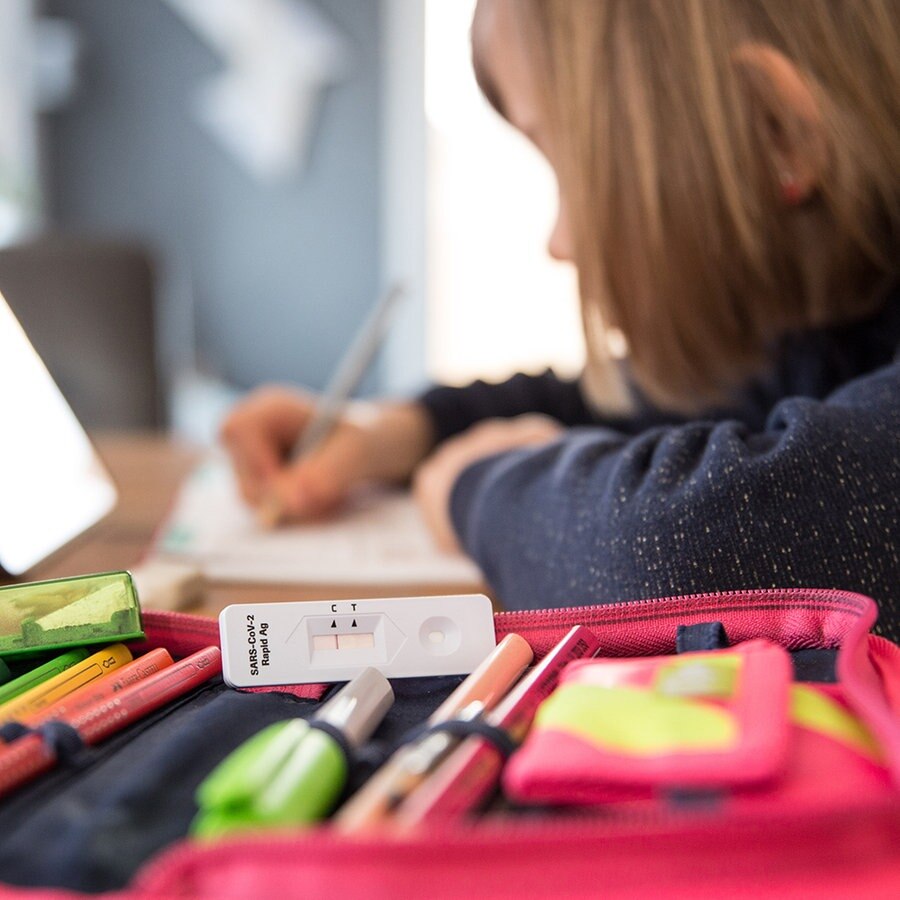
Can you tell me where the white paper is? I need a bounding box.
[154,456,484,586]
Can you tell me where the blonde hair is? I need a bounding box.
[488,0,900,411]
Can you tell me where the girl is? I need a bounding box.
[222,0,900,640]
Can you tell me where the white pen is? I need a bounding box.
[259,283,406,526]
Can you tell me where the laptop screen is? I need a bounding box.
[0,290,117,575]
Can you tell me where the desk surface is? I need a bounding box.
[27,432,486,618]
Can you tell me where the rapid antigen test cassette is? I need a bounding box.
[219,595,496,686]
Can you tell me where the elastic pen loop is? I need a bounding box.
[398,719,519,760]
[0,720,86,765]
[0,722,33,743]
[39,721,85,765]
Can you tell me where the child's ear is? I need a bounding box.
[733,43,828,205]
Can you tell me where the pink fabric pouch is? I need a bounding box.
[503,639,795,802]
[502,637,894,815]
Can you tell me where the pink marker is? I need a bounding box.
[394,626,600,827]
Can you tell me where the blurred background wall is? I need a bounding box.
[41,0,383,395]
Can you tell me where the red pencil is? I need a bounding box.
[0,646,221,799]
[18,648,175,729]
[393,626,600,827]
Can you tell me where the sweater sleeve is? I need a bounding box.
[449,359,900,642]
[417,370,600,443]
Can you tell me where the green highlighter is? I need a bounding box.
[0,571,143,659]
[192,667,394,838]
[0,648,91,706]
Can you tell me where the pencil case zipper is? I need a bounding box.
[137,586,873,655]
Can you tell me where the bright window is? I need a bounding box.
[424,0,584,386]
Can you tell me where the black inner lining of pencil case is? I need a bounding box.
[0,648,838,895]
[0,673,463,894]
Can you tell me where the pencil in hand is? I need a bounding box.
[257,284,406,528]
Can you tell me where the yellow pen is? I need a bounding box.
[0,643,132,724]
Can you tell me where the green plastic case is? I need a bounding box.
[0,571,143,659]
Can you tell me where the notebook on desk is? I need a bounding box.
[154,455,483,587]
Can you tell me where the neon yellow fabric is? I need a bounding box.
[534,684,737,756]
[790,685,882,761]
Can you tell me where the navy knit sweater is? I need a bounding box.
[419,285,900,642]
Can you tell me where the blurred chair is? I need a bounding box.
[0,235,163,430]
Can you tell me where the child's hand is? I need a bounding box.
[220,386,435,521]
[413,415,564,552]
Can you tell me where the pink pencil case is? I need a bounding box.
[2,588,899,898]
